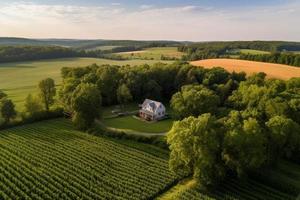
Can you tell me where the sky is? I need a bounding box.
[0,0,299,41]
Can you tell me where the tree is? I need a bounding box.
[167,114,225,189]
[24,94,43,116]
[222,111,266,178]
[0,98,16,124]
[96,66,121,105]
[0,90,7,100]
[38,78,56,111]
[170,84,220,119]
[117,84,132,107]
[71,83,102,130]
[266,116,300,162]
[143,80,162,100]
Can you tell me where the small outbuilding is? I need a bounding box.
[139,99,166,121]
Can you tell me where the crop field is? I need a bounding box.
[191,58,300,80]
[158,162,300,200]
[0,57,171,110]
[115,47,185,60]
[162,178,297,200]
[0,118,299,199]
[0,119,179,199]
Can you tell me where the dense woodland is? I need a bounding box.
[57,61,300,190]
[179,41,300,67]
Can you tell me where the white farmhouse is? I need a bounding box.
[139,99,166,121]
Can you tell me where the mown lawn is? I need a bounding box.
[103,116,174,133]
[0,57,171,110]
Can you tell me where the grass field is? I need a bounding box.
[0,57,171,110]
[86,45,121,51]
[230,49,270,55]
[115,47,185,60]
[0,119,179,199]
[103,116,174,133]
[191,58,300,80]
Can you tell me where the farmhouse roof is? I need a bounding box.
[141,99,164,113]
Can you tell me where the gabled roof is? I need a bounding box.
[141,99,164,113]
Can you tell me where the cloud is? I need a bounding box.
[140,5,154,10]
[111,3,121,6]
[0,1,299,41]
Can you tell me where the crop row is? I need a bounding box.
[0,119,178,200]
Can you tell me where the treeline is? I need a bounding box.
[168,72,300,191]
[0,45,135,63]
[59,62,246,129]
[0,46,82,63]
[240,52,300,67]
[179,41,300,53]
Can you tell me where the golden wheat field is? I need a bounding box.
[191,59,300,80]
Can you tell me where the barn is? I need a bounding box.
[139,99,166,121]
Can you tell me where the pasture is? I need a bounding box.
[115,47,185,60]
[0,119,178,199]
[0,58,171,110]
[191,58,300,80]
[230,49,270,55]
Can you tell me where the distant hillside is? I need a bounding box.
[0,37,183,50]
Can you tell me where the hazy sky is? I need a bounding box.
[0,0,299,41]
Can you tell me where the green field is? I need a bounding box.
[86,45,121,51]
[0,119,179,199]
[103,116,174,133]
[115,47,185,60]
[0,58,171,110]
[230,49,270,55]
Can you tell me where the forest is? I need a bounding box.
[56,62,300,190]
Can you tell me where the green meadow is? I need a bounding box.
[0,57,171,110]
[230,49,271,55]
[115,47,185,60]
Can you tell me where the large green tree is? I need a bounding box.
[38,78,56,111]
[117,84,133,107]
[0,98,16,124]
[71,83,102,130]
[0,90,7,100]
[266,116,300,163]
[170,84,220,119]
[222,111,266,178]
[167,114,225,189]
[24,94,43,116]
